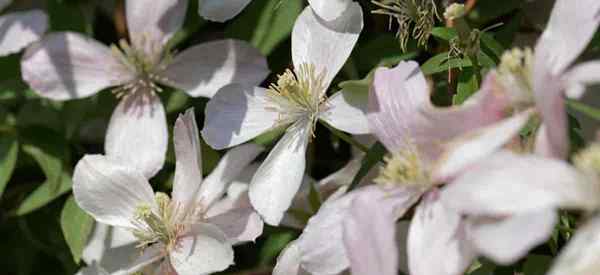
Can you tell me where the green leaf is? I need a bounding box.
[354,34,418,73]
[421,51,495,75]
[61,195,94,264]
[226,0,303,55]
[258,230,297,265]
[567,99,600,121]
[47,0,91,34]
[480,33,505,62]
[349,142,387,190]
[16,171,72,216]
[453,68,479,105]
[522,254,552,275]
[0,133,18,198]
[21,127,69,192]
[430,27,458,41]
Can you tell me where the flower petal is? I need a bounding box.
[21,32,133,100]
[307,0,352,21]
[547,215,600,275]
[408,190,476,275]
[533,66,568,159]
[202,84,279,150]
[172,108,202,209]
[125,0,187,55]
[0,10,48,56]
[161,39,269,98]
[111,244,164,275]
[170,223,234,275]
[73,155,156,229]
[565,61,600,99]
[82,223,138,273]
[467,209,557,264]
[249,120,311,225]
[105,92,168,179]
[206,204,263,245]
[274,240,311,275]
[292,3,363,89]
[535,0,600,75]
[319,88,369,135]
[198,143,263,208]
[369,62,507,163]
[441,151,600,217]
[198,0,252,22]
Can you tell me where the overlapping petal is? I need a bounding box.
[547,215,600,275]
[172,108,203,208]
[0,10,48,56]
[308,0,352,21]
[319,88,369,135]
[198,0,252,22]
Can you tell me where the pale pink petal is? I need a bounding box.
[171,108,202,209]
[308,0,352,21]
[273,240,311,275]
[0,10,47,56]
[343,185,422,275]
[467,209,557,264]
[105,92,168,179]
[292,3,363,89]
[408,190,476,275]
[199,0,252,22]
[441,151,600,217]
[564,61,600,99]
[72,155,156,229]
[21,32,133,100]
[249,120,311,225]
[170,223,234,275]
[319,88,369,135]
[111,244,164,275]
[547,215,600,275]
[369,62,508,163]
[82,223,138,273]
[533,66,568,159]
[535,0,600,75]
[125,0,187,56]
[202,84,279,150]
[161,39,269,98]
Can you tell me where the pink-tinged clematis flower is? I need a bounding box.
[0,0,48,56]
[202,2,367,226]
[340,61,518,275]
[73,109,264,275]
[21,0,269,179]
[490,0,600,159]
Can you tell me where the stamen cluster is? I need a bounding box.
[375,149,429,187]
[498,47,535,110]
[132,192,182,250]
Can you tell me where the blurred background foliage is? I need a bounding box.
[0,0,598,274]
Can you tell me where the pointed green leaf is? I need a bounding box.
[21,127,69,193]
[349,142,387,190]
[61,195,94,264]
[0,133,17,198]
[16,171,72,216]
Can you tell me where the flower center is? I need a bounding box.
[497,47,535,110]
[574,144,600,177]
[132,192,182,250]
[375,149,429,187]
[266,63,328,127]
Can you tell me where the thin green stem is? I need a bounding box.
[320,121,369,153]
[567,99,600,121]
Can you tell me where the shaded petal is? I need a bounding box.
[369,62,508,163]
[408,190,476,275]
[21,32,133,100]
[170,223,234,275]
[533,66,568,159]
[202,84,279,150]
[111,245,164,275]
[0,10,48,56]
[319,88,369,135]
[292,3,363,89]
[171,108,202,209]
[441,151,600,217]
[547,215,600,275]
[343,185,422,275]
[197,143,263,208]
[199,0,252,22]
[565,61,600,99]
[467,209,557,264]
[82,223,138,272]
[535,0,600,75]
[126,0,187,55]
[105,92,168,179]
[73,155,156,229]
[161,39,269,98]
[308,0,352,21]
[249,120,311,225]
[274,240,311,275]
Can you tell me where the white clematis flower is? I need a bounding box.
[0,1,48,56]
[73,109,264,275]
[21,0,269,179]
[202,2,367,225]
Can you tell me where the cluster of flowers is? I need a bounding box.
[6,0,600,274]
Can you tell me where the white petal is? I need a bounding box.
[206,204,263,244]
[319,88,369,135]
[274,240,311,275]
[73,155,156,229]
[111,245,164,275]
[565,61,600,99]
[467,209,557,264]
[408,190,476,275]
[292,3,363,89]
[441,151,600,217]
[535,0,600,75]
[0,10,48,56]
[125,0,187,56]
[199,0,252,22]
[197,143,263,208]
[249,120,311,225]
[308,0,352,21]
[548,215,600,275]
[82,223,138,272]
[105,92,168,179]
[170,223,234,275]
[161,39,269,98]
[172,108,202,208]
[21,32,133,100]
[202,84,279,149]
